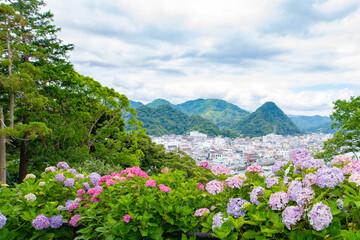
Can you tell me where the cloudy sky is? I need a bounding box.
[45,0,360,116]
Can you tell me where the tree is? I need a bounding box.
[315,96,360,161]
[0,0,72,182]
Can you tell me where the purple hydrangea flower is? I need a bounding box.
[88,172,101,186]
[272,161,286,174]
[296,187,315,206]
[266,177,279,188]
[250,187,265,205]
[32,214,50,230]
[55,173,65,182]
[82,182,90,190]
[76,174,85,180]
[69,169,77,175]
[24,193,36,202]
[57,162,70,170]
[0,213,6,229]
[50,215,63,229]
[212,212,227,232]
[269,191,289,211]
[303,173,316,187]
[314,167,344,189]
[227,198,249,218]
[287,180,302,201]
[308,203,333,231]
[282,177,291,187]
[282,206,303,230]
[64,178,75,187]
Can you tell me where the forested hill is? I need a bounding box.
[132,98,249,128]
[234,102,303,137]
[135,105,238,137]
[289,115,335,133]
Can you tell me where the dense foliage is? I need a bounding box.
[234,102,303,137]
[316,96,360,161]
[1,149,360,239]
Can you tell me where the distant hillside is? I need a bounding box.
[306,121,338,134]
[234,102,303,137]
[289,115,337,133]
[289,115,331,130]
[146,99,175,109]
[129,100,144,109]
[135,105,236,137]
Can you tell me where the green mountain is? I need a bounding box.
[129,100,144,109]
[306,121,337,134]
[146,99,175,108]
[289,115,331,130]
[234,102,303,137]
[134,98,249,129]
[135,104,235,137]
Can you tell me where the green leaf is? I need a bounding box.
[242,230,258,239]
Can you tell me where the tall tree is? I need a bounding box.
[316,96,360,161]
[0,0,72,182]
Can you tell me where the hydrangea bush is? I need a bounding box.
[0,149,360,239]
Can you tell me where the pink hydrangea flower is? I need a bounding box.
[106,180,116,186]
[206,180,225,195]
[98,175,113,185]
[211,165,231,175]
[146,179,156,187]
[120,167,148,178]
[199,161,210,169]
[246,165,263,173]
[331,155,352,166]
[68,203,80,212]
[158,184,171,192]
[194,208,210,217]
[161,168,169,174]
[44,166,57,173]
[349,172,360,186]
[69,215,81,227]
[123,214,132,223]
[77,189,85,197]
[196,183,204,190]
[225,177,244,189]
[342,160,360,175]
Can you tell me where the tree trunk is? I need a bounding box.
[18,115,29,183]
[18,132,29,183]
[0,107,6,184]
[5,20,14,129]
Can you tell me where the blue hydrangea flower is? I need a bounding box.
[227,198,249,218]
[250,187,265,205]
[88,172,101,186]
[0,213,6,229]
[314,167,344,189]
[64,178,75,187]
[32,214,50,230]
[50,215,63,229]
[212,212,227,232]
[282,206,303,230]
[308,203,333,231]
[55,173,65,182]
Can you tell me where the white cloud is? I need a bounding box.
[44,0,360,117]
